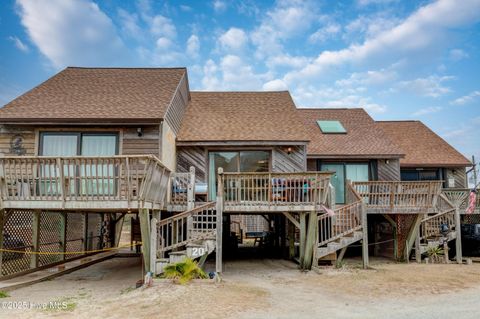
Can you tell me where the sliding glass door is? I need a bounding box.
[322,163,369,204]
[39,132,118,196]
[208,151,270,200]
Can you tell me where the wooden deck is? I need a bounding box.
[0,155,170,211]
[351,181,443,214]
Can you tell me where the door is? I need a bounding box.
[322,163,345,204]
[208,152,239,200]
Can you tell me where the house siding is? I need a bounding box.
[272,145,306,172]
[176,146,207,183]
[0,125,36,156]
[164,73,189,136]
[378,159,401,181]
[122,126,160,156]
[445,168,467,188]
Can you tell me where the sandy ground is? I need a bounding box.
[2,257,480,319]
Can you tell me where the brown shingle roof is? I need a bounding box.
[177,91,309,143]
[0,67,186,123]
[377,121,471,167]
[298,108,403,158]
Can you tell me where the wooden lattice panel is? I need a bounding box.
[38,212,62,266]
[1,210,33,276]
[87,213,102,250]
[394,214,417,260]
[66,213,85,258]
[463,214,480,224]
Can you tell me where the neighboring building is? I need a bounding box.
[298,108,404,204]
[377,121,471,188]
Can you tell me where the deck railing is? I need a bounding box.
[317,200,363,247]
[220,172,332,210]
[442,188,479,213]
[419,208,456,241]
[0,155,170,209]
[170,172,191,207]
[351,181,443,213]
[156,202,216,254]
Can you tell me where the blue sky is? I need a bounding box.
[0,0,479,163]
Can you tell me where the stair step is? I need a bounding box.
[169,250,187,264]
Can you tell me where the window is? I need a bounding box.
[208,151,270,200]
[401,169,440,181]
[321,163,369,204]
[39,132,119,196]
[317,120,347,134]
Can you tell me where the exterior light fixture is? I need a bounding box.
[137,127,143,137]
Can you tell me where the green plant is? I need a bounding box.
[427,246,444,263]
[0,291,9,298]
[163,258,207,284]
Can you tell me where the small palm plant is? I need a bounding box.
[163,258,207,284]
[426,246,444,263]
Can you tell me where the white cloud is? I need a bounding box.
[396,75,454,98]
[201,55,270,91]
[285,0,480,83]
[8,36,29,52]
[219,27,248,51]
[266,54,310,69]
[412,106,443,116]
[180,5,192,12]
[450,90,480,105]
[309,23,341,43]
[336,68,397,87]
[16,0,128,68]
[357,0,399,6]
[449,48,469,61]
[251,0,317,58]
[186,35,200,58]
[293,86,387,113]
[213,0,227,12]
[263,79,288,91]
[150,15,176,39]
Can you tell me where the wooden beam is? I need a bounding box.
[454,207,463,264]
[361,203,369,269]
[288,220,295,259]
[150,217,158,275]
[0,210,4,276]
[216,168,224,275]
[59,212,67,261]
[415,227,421,263]
[299,213,306,268]
[405,214,424,262]
[30,210,41,269]
[282,212,300,229]
[138,208,151,273]
[303,211,317,270]
[114,213,126,248]
[336,246,348,267]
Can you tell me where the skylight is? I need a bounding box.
[317,120,347,134]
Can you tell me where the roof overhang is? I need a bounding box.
[307,154,404,160]
[177,140,309,147]
[400,163,472,168]
[0,118,163,126]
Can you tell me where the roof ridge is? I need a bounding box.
[376,120,420,122]
[66,66,187,70]
[190,90,290,93]
[297,107,364,110]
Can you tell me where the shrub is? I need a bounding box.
[163,258,207,284]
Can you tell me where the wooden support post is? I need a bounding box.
[405,214,423,262]
[83,212,88,251]
[454,207,463,264]
[60,212,67,261]
[289,219,295,259]
[216,168,224,275]
[299,213,306,267]
[0,210,4,276]
[31,210,41,269]
[187,167,195,240]
[283,212,300,229]
[336,246,348,267]
[150,217,157,275]
[114,213,126,247]
[361,204,369,269]
[303,211,317,270]
[139,208,151,273]
[415,228,421,263]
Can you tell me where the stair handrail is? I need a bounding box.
[317,200,363,247]
[419,207,456,241]
[157,201,215,227]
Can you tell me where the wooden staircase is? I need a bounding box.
[314,193,365,264]
[417,206,457,257]
[153,202,217,274]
